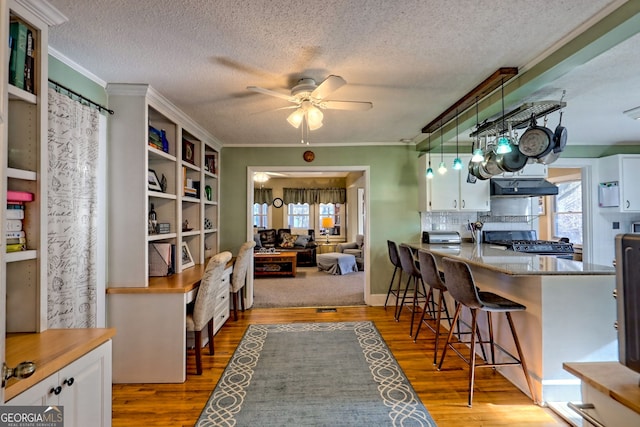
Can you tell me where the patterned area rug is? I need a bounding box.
[196,321,436,426]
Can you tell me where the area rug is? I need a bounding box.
[196,321,436,426]
[253,267,365,308]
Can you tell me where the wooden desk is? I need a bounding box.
[106,259,233,383]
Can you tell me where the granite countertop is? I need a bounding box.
[407,242,615,276]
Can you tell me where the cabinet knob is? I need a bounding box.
[63,377,75,387]
[50,386,62,395]
[627,200,631,209]
[453,200,457,208]
[461,200,465,208]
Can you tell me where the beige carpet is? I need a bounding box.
[252,267,365,308]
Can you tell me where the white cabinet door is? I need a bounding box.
[6,342,112,427]
[621,157,640,211]
[421,154,490,212]
[460,174,490,211]
[58,341,111,427]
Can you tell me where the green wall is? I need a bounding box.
[48,55,106,104]
[220,145,422,296]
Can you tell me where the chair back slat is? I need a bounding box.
[398,244,420,277]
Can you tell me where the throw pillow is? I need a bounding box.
[294,234,310,247]
[280,233,297,248]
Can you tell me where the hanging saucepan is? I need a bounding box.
[553,111,568,153]
[470,160,491,180]
[482,150,504,176]
[518,114,554,158]
[497,142,528,172]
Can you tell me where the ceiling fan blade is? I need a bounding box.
[247,86,295,102]
[311,75,346,100]
[319,100,373,111]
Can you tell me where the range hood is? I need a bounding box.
[490,178,558,197]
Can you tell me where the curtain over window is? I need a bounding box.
[254,187,273,204]
[283,188,346,205]
[47,88,100,328]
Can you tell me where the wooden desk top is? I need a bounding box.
[106,258,234,295]
[564,361,640,415]
[5,328,116,401]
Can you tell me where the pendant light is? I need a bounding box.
[452,109,462,170]
[438,122,447,174]
[426,133,434,179]
[471,96,484,162]
[495,78,512,154]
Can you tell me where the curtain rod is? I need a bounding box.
[48,79,114,115]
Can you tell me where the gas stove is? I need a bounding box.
[483,230,574,255]
[495,239,574,254]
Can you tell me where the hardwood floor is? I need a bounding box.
[111,306,568,426]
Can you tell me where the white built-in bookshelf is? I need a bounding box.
[105,83,221,287]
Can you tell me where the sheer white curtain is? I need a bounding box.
[47,88,100,328]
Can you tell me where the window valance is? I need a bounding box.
[283,188,346,205]
[254,188,273,204]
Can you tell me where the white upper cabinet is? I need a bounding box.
[419,154,490,212]
[599,154,640,212]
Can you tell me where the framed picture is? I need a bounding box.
[537,196,546,215]
[181,241,195,269]
[148,169,163,192]
[183,139,195,164]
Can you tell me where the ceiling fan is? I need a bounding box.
[247,75,373,130]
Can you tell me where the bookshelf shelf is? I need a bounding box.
[6,249,37,263]
[7,167,36,180]
[8,83,36,103]
[148,190,176,200]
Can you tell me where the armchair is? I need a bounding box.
[336,234,364,270]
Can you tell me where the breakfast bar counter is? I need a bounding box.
[407,242,617,404]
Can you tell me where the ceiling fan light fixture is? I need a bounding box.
[306,105,324,130]
[253,172,270,183]
[287,108,305,128]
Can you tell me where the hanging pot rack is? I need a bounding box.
[469,100,567,138]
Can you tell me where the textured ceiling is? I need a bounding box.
[46,0,640,147]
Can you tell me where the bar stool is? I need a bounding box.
[413,249,453,365]
[396,244,428,336]
[384,240,404,316]
[437,257,536,407]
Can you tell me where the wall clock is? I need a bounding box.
[272,197,284,208]
[303,150,315,162]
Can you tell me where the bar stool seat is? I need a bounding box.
[437,256,536,407]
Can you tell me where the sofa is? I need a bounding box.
[336,234,364,270]
[254,228,317,267]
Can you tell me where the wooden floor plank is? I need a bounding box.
[112,306,568,426]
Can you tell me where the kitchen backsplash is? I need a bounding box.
[421,211,536,239]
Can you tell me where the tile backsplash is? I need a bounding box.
[421,211,535,239]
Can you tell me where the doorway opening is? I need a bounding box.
[246,166,370,309]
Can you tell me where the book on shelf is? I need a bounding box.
[7,202,25,209]
[6,219,22,232]
[7,190,34,202]
[9,20,28,90]
[6,237,26,245]
[6,243,26,253]
[6,230,25,239]
[24,29,34,93]
[6,209,24,220]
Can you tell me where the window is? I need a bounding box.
[552,180,582,244]
[253,203,269,229]
[287,203,310,228]
[319,203,344,237]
